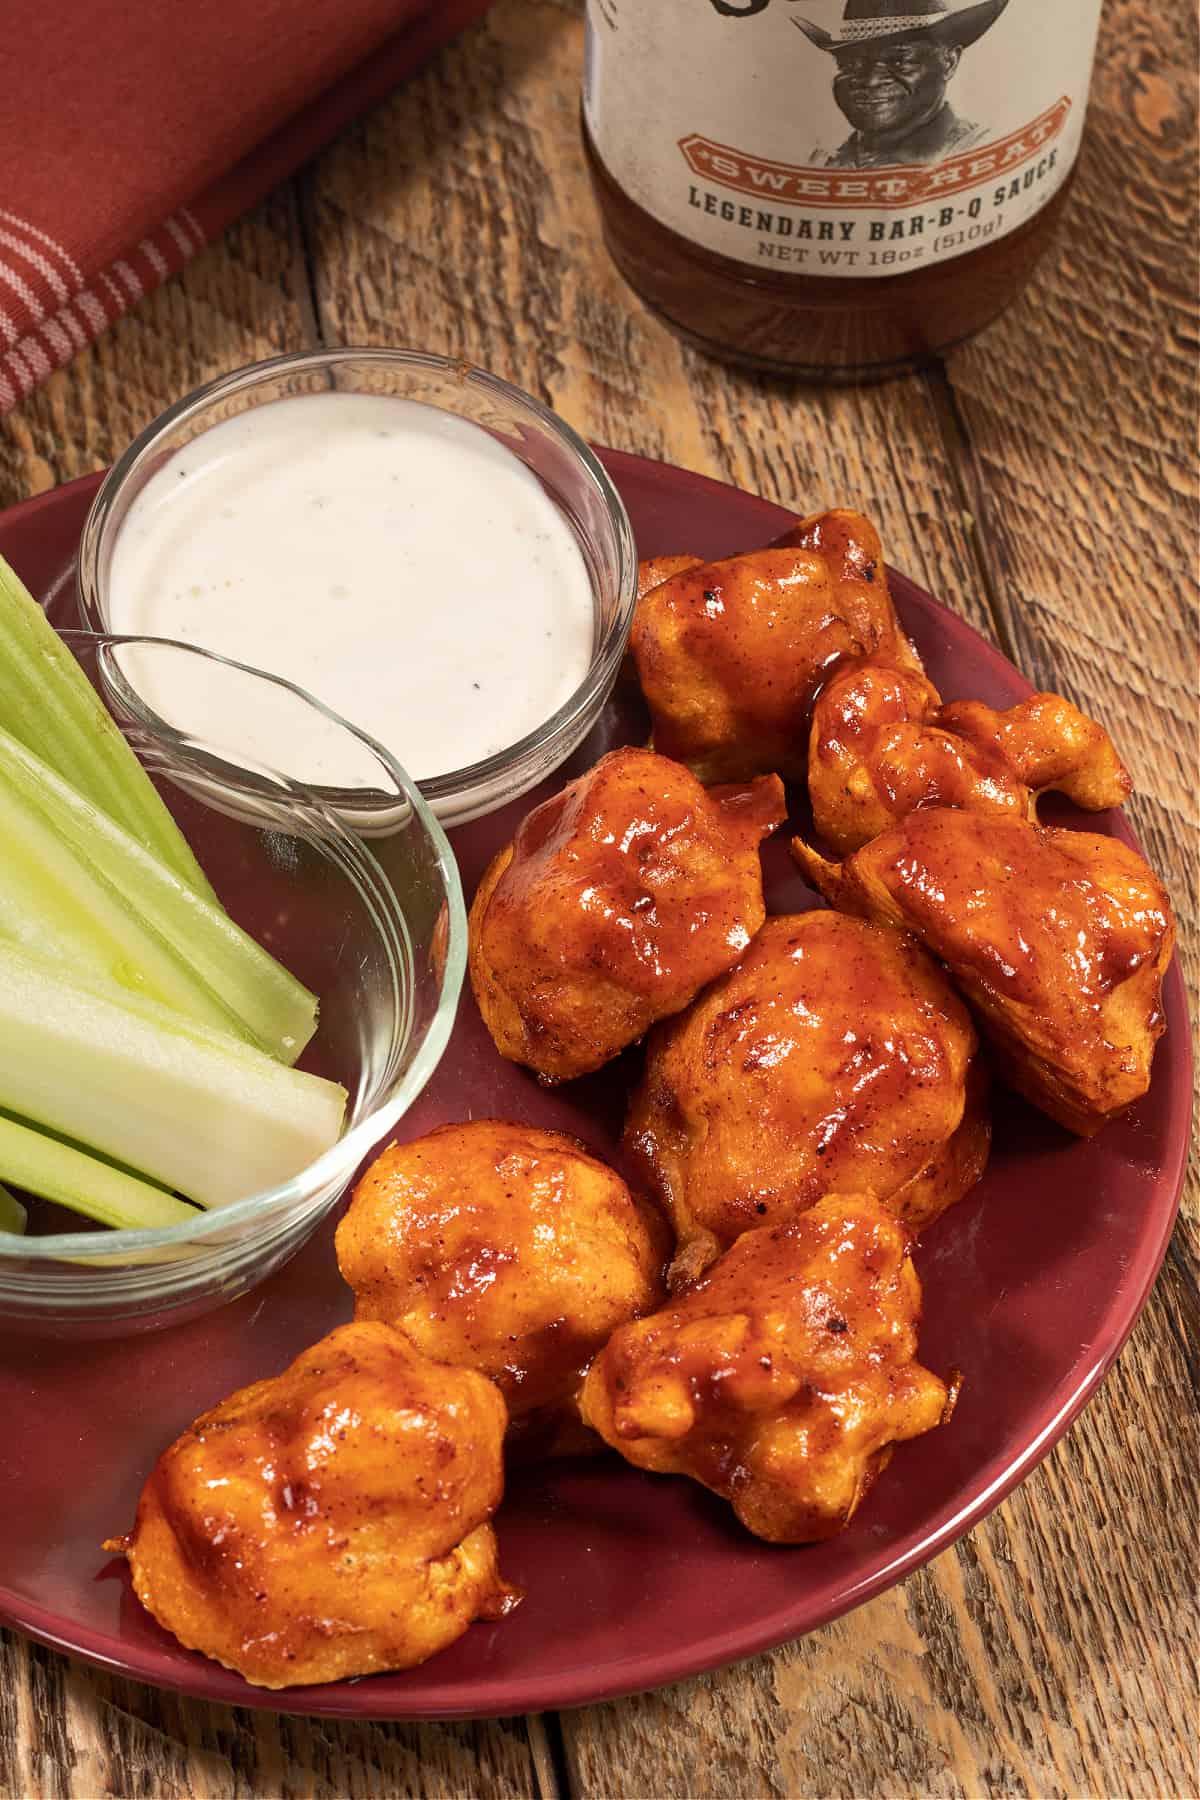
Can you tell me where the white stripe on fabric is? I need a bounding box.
[4,340,39,387]
[164,215,194,256]
[0,226,68,301]
[75,290,109,333]
[55,306,88,350]
[112,260,143,300]
[138,238,169,278]
[0,258,44,322]
[19,336,52,380]
[0,210,84,285]
[39,316,75,360]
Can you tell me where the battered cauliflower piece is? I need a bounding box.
[625,910,989,1288]
[336,1121,670,1455]
[622,558,707,684]
[808,658,1133,856]
[105,1321,518,1689]
[937,691,1132,813]
[809,657,1027,854]
[637,554,704,598]
[795,808,1174,1137]
[630,509,919,782]
[468,746,786,1084]
[580,1195,956,1544]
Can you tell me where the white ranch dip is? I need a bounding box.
[106,393,596,786]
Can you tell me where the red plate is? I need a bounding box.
[0,458,1189,1718]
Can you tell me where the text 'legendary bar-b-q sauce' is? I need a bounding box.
[582,0,1103,379]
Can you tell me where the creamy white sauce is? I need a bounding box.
[106,393,596,787]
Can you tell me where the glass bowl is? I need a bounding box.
[76,348,638,827]
[0,633,465,1337]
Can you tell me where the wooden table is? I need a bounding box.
[1,3,1195,1795]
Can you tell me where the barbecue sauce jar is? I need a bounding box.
[582,0,1103,379]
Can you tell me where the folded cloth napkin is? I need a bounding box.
[0,0,492,415]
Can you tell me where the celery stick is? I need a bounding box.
[0,1116,195,1231]
[0,942,347,1208]
[0,725,317,1063]
[0,1183,27,1234]
[4,1107,183,1194]
[0,744,260,1040]
[0,555,214,898]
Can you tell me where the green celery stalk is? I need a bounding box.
[0,1117,194,1231]
[0,738,264,1040]
[0,941,347,1208]
[4,1107,185,1195]
[0,555,214,898]
[0,724,317,1063]
[0,1182,27,1234]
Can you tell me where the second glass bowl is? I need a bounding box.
[76,349,638,827]
[0,633,465,1337]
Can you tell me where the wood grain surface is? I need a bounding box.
[0,1,1196,1795]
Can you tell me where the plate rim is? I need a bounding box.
[0,457,1189,1719]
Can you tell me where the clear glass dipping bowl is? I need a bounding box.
[76,348,638,827]
[0,634,465,1337]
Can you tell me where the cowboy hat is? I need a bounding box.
[793,0,1010,54]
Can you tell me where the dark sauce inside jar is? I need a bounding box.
[584,118,1076,380]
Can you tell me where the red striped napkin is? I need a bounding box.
[0,0,492,415]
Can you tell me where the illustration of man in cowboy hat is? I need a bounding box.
[796,0,1010,168]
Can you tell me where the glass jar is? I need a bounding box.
[582,0,1103,379]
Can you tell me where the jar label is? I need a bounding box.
[584,0,1101,278]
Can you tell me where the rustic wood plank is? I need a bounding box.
[0,1635,551,1800]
